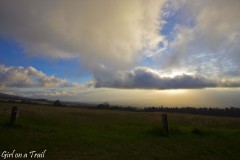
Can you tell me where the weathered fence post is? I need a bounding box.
[10,106,18,125]
[161,114,168,133]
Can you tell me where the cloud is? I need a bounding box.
[1,0,240,93]
[161,0,240,77]
[94,67,240,89]
[0,65,73,88]
[0,0,166,70]
[94,67,220,89]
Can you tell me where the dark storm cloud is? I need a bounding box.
[94,67,220,89]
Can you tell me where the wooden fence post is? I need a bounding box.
[161,114,168,133]
[10,106,18,125]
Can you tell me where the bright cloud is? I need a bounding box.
[0,65,73,88]
[0,0,166,70]
[160,0,240,77]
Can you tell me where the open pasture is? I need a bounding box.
[0,103,240,160]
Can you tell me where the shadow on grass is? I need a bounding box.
[146,127,169,137]
[191,128,206,136]
[1,122,23,129]
[145,126,210,138]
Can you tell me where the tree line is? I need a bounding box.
[94,103,240,117]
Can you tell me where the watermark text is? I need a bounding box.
[1,150,46,159]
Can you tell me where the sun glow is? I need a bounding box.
[160,70,194,78]
[157,89,188,95]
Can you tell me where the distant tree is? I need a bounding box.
[103,102,110,107]
[97,102,110,109]
[53,99,63,106]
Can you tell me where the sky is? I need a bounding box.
[0,0,240,107]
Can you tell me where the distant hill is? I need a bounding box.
[0,92,30,100]
[0,92,52,105]
[0,92,93,107]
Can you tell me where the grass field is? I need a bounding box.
[0,103,240,160]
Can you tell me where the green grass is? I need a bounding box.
[0,103,240,160]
